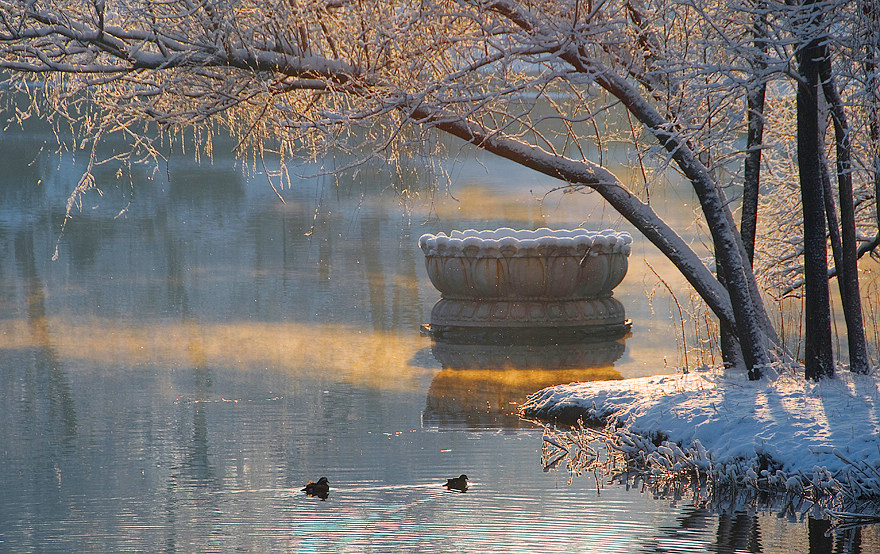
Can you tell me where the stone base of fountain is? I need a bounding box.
[429,295,626,327]
[421,320,632,345]
[422,295,631,344]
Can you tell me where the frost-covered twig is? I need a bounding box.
[538,415,880,519]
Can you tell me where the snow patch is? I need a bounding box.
[521,367,880,509]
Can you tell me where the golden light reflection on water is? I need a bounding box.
[424,367,622,427]
[1,313,633,413]
[423,336,627,426]
[0,317,434,390]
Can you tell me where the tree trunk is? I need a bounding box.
[741,85,765,265]
[488,0,773,377]
[716,264,746,368]
[858,0,880,258]
[820,155,844,278]
[797,37,834,380]
[741,5,769,265]
[731,11,769,369]
[592,68,769,378]
[820,57,870,374]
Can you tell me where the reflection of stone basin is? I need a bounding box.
[419,228,631,329]
[431,337,627,370]
[424,367,623,429]
[423,337,626,428]
[419,228,631,300]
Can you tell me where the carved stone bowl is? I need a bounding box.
[419,228,631,333]
[419,228,631,300]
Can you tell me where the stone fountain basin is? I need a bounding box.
[418,227,631,300]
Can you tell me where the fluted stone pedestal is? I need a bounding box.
[419,228,632,342]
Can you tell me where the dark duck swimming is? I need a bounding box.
[302,477,330,499]
[444,474,468,492]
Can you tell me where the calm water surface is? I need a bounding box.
[1,123,876,552]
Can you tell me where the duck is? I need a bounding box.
[302,477,330,499]
[444,474,468,491]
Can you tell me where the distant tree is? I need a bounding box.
[1,0,877,378]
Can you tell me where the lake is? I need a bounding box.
[0,121,876,552]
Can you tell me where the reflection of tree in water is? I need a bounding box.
[180,367,219,487]
[163,361,220,551]
[638,505,868,553]
[0,230,79,545]
[12,229,78,442]
[161,236,219,549]
[808,517,866,554]
[714,511,761,553]
[638,506,762,553]
[650,481,871,552]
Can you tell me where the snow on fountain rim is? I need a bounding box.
[418,228,632,257]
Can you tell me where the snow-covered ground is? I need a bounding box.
[520,365,880,513]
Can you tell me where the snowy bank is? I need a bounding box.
[520,367,880,511]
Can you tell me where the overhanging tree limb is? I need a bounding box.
[483,0,771,376]
[409,102,740,333]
